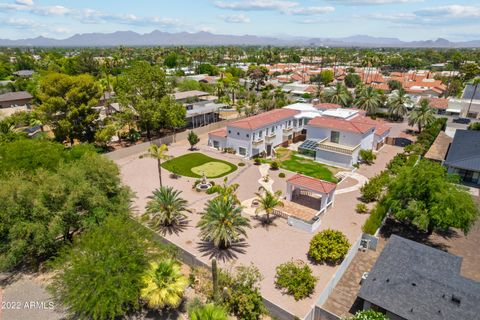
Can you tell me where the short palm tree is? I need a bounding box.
[323,82,351,107]
[254,187,284,224]
[146,187,188,228]
[145,144,172,187]
[189,303,228,320]
[408,99,435,133]
[356,86,382,115]
[140,259,189,309]
[208,177,240,204]
[387,89,412,119]
[197,196,250,249]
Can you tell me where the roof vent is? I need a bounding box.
[386,278,390,283]
[451,295,461,306]
[411,282,416,287]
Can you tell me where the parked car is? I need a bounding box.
[453,117,471,124]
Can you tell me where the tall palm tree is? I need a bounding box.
[146,187,188,228]
[254,187,284,224]
[408,99,435,133]
[189,303,228,320]
[387,89,412,119]
[140,259,189,309]
[355,86,382,115]
[197,196,250,249]
[145,144,172,188]
[208,177,240,204]
[323,82,351,107]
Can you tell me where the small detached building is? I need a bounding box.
[13,70,35,78]
[0,91,33,108]
[358,235,480,320]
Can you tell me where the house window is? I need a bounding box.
[237,132,240,136]
[246,134,250,138]
[299,119,303,126]
[259,130,263,137]
[239,147,247,156]
[213,141,220,149]
[330,131,340,143]
[228,130,231,134]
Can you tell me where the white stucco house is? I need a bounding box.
[208,103,390,168]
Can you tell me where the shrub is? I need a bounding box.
[356,203,368,214]
[254,158,261,165]
[347,309,389,320]
[270,161,279,170]
[468,122,480,130]
[278,172,286,178]
[275,261,317,300]
[308,229,350,264]
[359,149,376,165]
[362,200,389,235]
[238,162,245,167]
[360,171,390,203]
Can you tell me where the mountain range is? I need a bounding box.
[1,30,479,48]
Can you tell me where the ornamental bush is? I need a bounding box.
[270,161,279,170]
[275,261,317,300]
[356,203,368,214]
[360,171,390,203]
[278,172,286,178]
[359,149,376,165]
[308,229,350,264]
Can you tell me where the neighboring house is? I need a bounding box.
[0,91,33,108]
[208,103,389,167]
[358,235,480,320]
[186,101,226,128]
[428,97,448,114]
[444,129,480,185]
[98,91,115,107]
[447,98,480,118]
[173,90,210,103]
[13,70,35,77]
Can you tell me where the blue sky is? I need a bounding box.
[1,0,479,41]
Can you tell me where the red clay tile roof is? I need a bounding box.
[228,109,299,130]
[429,98,449,110]
[350,115,391,136]
[308,116,375,134]
[287,174,337,194]
[209,128,227,138]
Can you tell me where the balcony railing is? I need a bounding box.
[265,133,276,141]
[317,141,360,155]
[283,126,293,133]
[252,139,264,146]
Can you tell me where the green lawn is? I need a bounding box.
[261,148,338,183]
[162,152,237,178]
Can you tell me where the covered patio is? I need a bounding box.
[286,174,337,215]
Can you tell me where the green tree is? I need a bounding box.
[164,52,179,68]
[37,73,102,145]
[344,73,361,88]
[254,186,284,224]
[117,61,170,139]
[94,123,116,150]
[159,95,187,135]
[387,160,479,234]
[460,62,480,81]
[312,70,334,87]
[207,177,240,204]
[308,229,351,264]
[197,196,250,249]
[356,86,382,115]
[140,259,189,310]
[145,143,172,188]
[359,149,377,165]
[247,65,268,91]
[387,89,412,119]
[188,130,200,150]
[275,261,317,301]
[49,216,150,320]
[387,80,403,91]
[146,187,188,229]
[324,82,351,107]
[196,63,219,76]
[346,310,389,320]
[408,99,435,133]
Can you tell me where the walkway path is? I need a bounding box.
[335,172,369,195]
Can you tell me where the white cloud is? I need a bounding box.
[0,2,70,15]
[288,6,335,15]
[14,0,33,6]
[416,5,480,18]
[220,13,251,23]
[214,0,298,11]
[326,0,422,5]
[4,17,41,28]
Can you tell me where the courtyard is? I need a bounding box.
[115,130,403,318]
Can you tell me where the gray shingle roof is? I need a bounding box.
[0,91,33,103]
[358,235,480,320]
[13,70,35,77]
[444,129,480,171]
[462,84,480,100]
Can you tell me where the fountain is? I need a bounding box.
[195,171,212,192]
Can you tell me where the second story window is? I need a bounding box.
[259,130,263,137]
[330,131,340,144]
[246,134,250,138]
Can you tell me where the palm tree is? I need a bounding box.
[408,99,435,133]
[197,196,250,249]
[145,144,172,188]
[208,177,240,204]
[140,259,189,309]
[387,89,412,119]
[323,82,351,107]
[189,303,228,320]
[146,187,188,228]
[355,86,382,115]
[254,187,284,224]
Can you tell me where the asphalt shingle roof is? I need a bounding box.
[358,235,480,320]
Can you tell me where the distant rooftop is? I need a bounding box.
[462,83,480,100]
[359,235,480,320]
[173,90,209,101]
[322,108,358,120]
